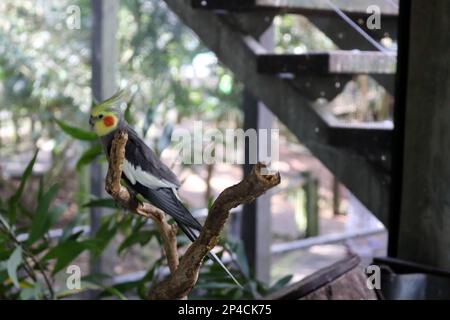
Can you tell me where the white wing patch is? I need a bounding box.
[172,187,182,201]
[123,159,178,190]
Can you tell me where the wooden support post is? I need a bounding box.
[394,1,450,269]
[304,172,319,237]
[306,177,320,237]
[241,92,274,284]
[241,25,274,284]
[332,177,341,216]
[90,0,118,275]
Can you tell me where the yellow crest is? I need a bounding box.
[91,89,126,117]
[90,89,125,136]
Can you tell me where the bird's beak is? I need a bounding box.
[89,115,94,127]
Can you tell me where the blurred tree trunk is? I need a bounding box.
[90,0,118,282]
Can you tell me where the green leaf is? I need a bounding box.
[27,184,60,245]
[84,218,118,259]
[246,280,260,299]
[207,196,214,210]
[157,123,173,154]
[83,279,128,300]
[118,230,154,254]
[142,106,155,137]
[81,273,111,284]
[47,204,66,229]
[124,93,136,124]
[9,150,38,224]
[59,209,87,244]
[7,246,22,288]
[18,202,33,219]
[0,213,11,232]
[43,240,87,275]
[195,282,237,289]
[234,241,250,278]
[138,260,161,299]
[82,198,117,209]
[37,176,44,202]
[20,282,44,300]
[117,214,136,232]
[55,119,97,141]
[100,286,128,300]
[268,274,293,293]
[76,144,103,171]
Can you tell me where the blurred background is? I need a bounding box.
[0,0,393,299]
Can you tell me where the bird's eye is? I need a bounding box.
[98,114,104,119]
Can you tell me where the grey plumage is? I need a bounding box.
[100,120,241,287]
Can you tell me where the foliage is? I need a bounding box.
[274,14,336,53]
[0,0,91,147]
[0,0,243,152]
[0,150,82,299]
[0,148,292,300]
[0,1,293,300]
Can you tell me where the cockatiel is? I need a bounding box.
[89,91,241,287]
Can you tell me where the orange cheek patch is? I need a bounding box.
[103,116,115,127]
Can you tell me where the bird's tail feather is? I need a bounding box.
[177,222,243,289]
[208,251,243,289]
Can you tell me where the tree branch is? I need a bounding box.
[106,130,280,300]
[148,163,280,299]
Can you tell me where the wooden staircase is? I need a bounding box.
[163,0,398,225]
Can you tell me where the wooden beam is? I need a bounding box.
[371,74,396,96]
[257,51,397,75]
[289,74,353,101]
[307,14,397,50]
[192,0,398,50]
[265,254,367,300]
[328,123,392,172]
[193,0,398,42]
[191,0,255,11]
[256,0,398,16]
[192,0,399,16]
[396,1,450,270]
[220,11,276,38]
[164,0,390,225]
[314,103,393,168]
[303,17,397,94]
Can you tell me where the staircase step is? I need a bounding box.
[327,122,392,171]
[257,51,396,75]
[192,0,398,16]
[192,0,398,46]
[166,0,391,225]
[307,15,397,51]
